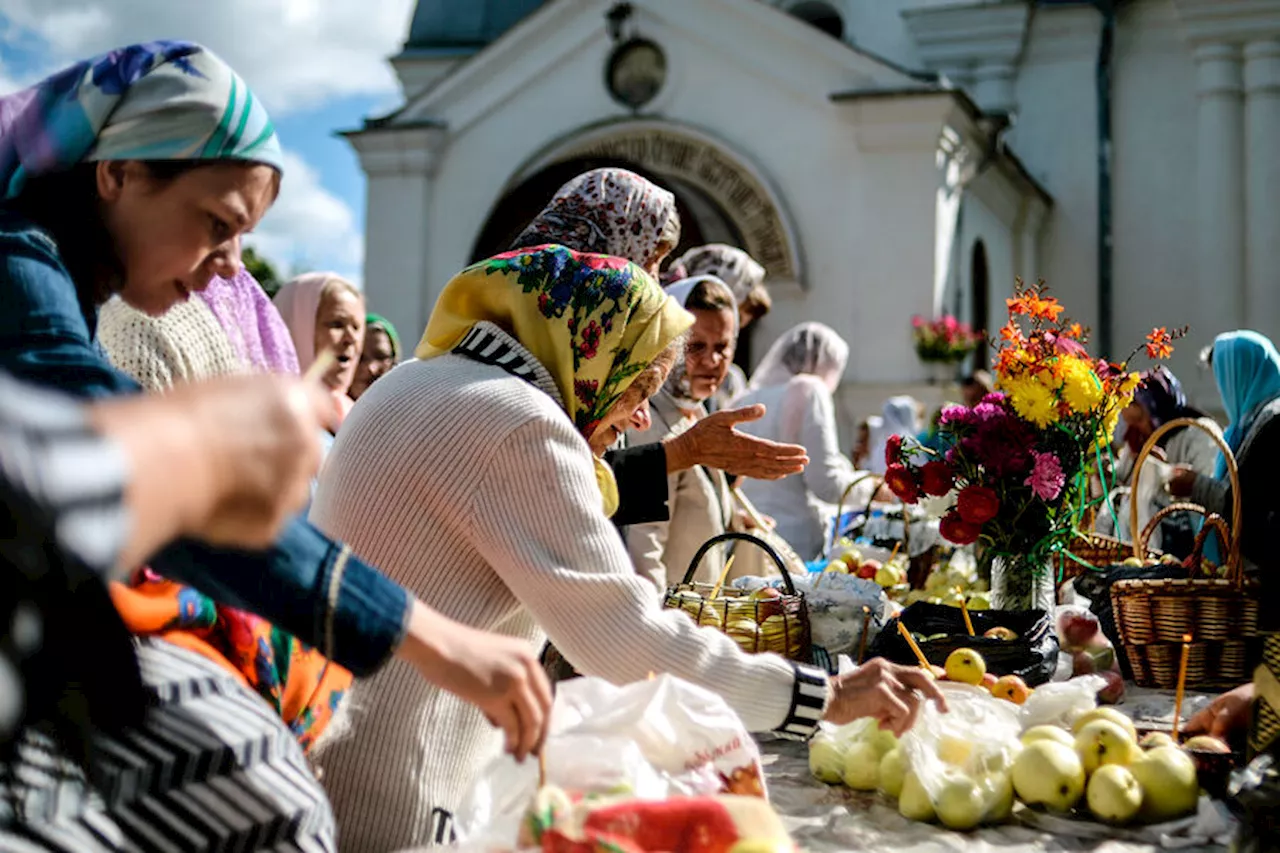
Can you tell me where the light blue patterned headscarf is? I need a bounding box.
[0,41,283,200]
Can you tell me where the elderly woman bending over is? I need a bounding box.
[310,246,944,851]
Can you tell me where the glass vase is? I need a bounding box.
[989,553,1056,613]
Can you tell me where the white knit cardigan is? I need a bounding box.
[309,323,828,852]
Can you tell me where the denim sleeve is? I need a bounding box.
[0,222,411,676]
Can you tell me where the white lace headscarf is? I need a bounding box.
[867,395,922,475]
[748,322,848,394]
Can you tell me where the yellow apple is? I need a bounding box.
[1086,764,1143,825]
[841,741,882,791]
[1075,719,1142,775]
[1072,708,1138,743]
[1130,746,1199,823]
[898,771,936,822]
[698,607,723,629]
[1183,735,1231,754]
[878,747,907,799]
[808,732,846,784]
[938,735,974,767]
[935,774,985,831]
[865,726,899,758]
[982,772,1015,822]
[1012,741,1085,812]
[1022,726,1076,749]
[1140,732,1177,751]
[944,648,987,685]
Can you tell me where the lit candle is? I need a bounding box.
[1172,633,1192,741]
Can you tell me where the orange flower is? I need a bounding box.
[1145,327,1174,360]
[999,320,1024,343]
[1026,294,1065,322]
[1064,322,1085,340]
[1006,295,1031,317]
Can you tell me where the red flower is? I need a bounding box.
[1145,326,1174,360]
[919,461,955,497]
[883,464,921,504]
[939,511,981,546]
[956,485,1000,525]
[884,434,903,467]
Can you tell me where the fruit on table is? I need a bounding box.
[1012,741,1086,812]
[898,771,936,822]
[1183,735,1231,754]
[980,673,999,692]
[982,772,1015,822]
[1122,557,1144,568]
[875,563,905,587]
[1057,609,1101,650]
[967,593,991,611]
[823,560,848,574]
[1022,725,1076,748]
[1075,719,1142,775]
[935,774,985,831]
[990,675,1031,705]
[1072,708,1138,743]
[698,607,723,629]
[1086,764,1144,825]
[807,733,845,784]
[1096,669,1126,705]
[855,563,878,580]
[878,748,907,799]
[865,726,900,758]
[748,586,782,600]
[928,664,948,681]
[1140,732,1177,751]
[944,648,987,686]
[938,735,974,767]
[725,618,760,650]
[841,741,881,791]
[1129,745,1200,822]
[983,626,1018,641]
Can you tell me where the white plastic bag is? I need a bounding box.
[1018,674,1105,731]
[452,674,766,845]
[899,684,1024,826]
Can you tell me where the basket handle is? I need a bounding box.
[1185,513,1232,577]
[829,473,882,551]
[1128,417,1242,583]
[1136,501,1209,553]
[683,531,796,595]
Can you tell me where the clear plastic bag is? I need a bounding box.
[1018,674,1105,731]
[899,684,1024,827]
[452,675,766,846]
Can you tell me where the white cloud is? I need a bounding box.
[0,0,416,114]
[245,150,363,283]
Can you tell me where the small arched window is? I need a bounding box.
[789,1,845,40]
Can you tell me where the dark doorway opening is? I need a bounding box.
[971,239,990,370]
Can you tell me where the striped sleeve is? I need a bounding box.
[0,372,129,577]
[773,662,830,739]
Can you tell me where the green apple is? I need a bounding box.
[935,774,985,831]
[1022,726,1075,749]
[1139,731,1177,751]
[878,747,907,799]
[898,771,936,822]
[808,733,846,784]
[841,741,882,791]
[1129,746,1199,823]
[1075,719,1142,775]
[1012,741,1086,812]
[982,772,1015,822]
[1086,764,1143,825]
[1072,707,1138,743]
[865,726,899,758]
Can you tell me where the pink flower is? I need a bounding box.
[1025,451,1066,501]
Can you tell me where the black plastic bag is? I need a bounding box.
[865,602,1059,687]
[1074,563,1187,680]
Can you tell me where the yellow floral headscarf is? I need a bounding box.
[416,244,693,516]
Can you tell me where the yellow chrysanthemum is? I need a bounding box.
[1118,371,1142,396]
[1060,357,1104,415]
[1006,375,1059,428]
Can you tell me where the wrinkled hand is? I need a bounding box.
[1167,464,1197,498]
[825,658,949,736]
[400,602,552,762]
[1184,683,1253,739]
[735,509,775,532]
[173,375,332,549]
[667,405,808,479]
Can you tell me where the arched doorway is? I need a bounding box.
[970,239,990,370]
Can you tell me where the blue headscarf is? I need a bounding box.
[1212,330,1280,479]
[0,41,283,200]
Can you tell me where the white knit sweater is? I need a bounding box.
[309,323,827,852]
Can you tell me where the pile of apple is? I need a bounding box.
[823,539,908,589]
[668,587,804,657]
[1057,606,1125,704]
[1013,709,1203,826]
[903,559,990,611]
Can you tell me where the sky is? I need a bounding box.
[0,0,421,286]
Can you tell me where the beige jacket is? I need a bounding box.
[625,390,736,591]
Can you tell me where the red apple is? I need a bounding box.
[1071,649,1096,676]
[855,563,877,580]
[1096,668,1125,704]
[1056,608,1101,651]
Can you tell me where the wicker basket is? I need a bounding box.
[828,475,939,588]
[663,531,813,664]
[1110,418,1262,690]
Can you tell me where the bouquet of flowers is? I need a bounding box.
[886,281,1183,609]
[912,314,983,364]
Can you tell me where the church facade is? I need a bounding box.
[348,0,1280,436]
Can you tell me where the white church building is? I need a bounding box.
[347,0,1280,437]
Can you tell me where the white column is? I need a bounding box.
[1194,43,1246,335]
[1245,38,1280,340]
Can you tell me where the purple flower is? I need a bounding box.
[1025,451,1066,501]
[981,392,1007,406]
[939,405,976,428]
[971,401,1005,423]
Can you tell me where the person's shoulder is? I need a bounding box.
[0,209,87,331]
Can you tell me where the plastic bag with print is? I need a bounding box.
[452,674,767,846]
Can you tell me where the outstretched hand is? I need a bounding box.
[825,658,949,737]
[667,405,808,479]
